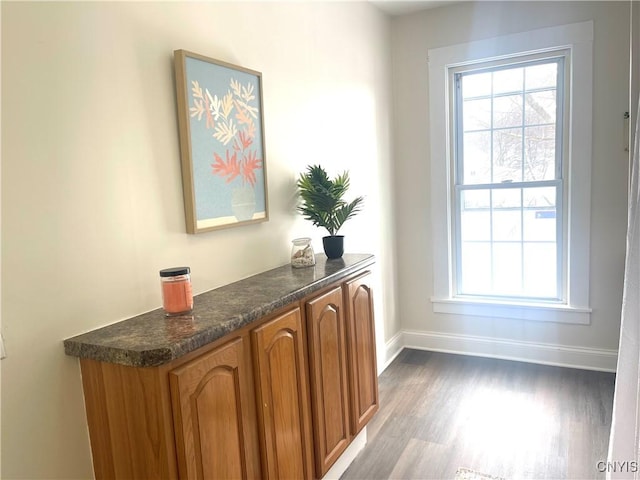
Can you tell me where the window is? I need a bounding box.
[453,55,566,301]
[428,22,593,324]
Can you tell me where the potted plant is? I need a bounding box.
[296,164,364,259]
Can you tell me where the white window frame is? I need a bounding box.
[429,21,593,325]
[452,53,567,301]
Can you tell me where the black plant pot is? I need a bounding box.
[322,235,344,259]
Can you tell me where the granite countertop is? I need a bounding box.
[64,253,374,368]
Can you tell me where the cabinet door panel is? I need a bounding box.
[345,272,379,434]
[252,307,314,480]
[306,286,350,477]
[169,336,260,480]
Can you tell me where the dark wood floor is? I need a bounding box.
[341,349,615,480]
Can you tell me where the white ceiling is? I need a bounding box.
[369,0,463,16]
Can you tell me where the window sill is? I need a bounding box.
[431,297,591,325]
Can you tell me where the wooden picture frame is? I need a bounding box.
[174,50,269,233]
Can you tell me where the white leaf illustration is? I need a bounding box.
[210,92,222,120]
[230,78,242,97]
[189,99,205,120]
[241,83,255,102]
[214,120,237,145]
[191,80,203,99]
[236,100,258,119]
[222,92,234,118]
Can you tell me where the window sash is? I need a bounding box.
[454,181,564,301]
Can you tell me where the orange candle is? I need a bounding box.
[160,267,193,316]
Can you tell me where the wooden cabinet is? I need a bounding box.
[305,272,379,478]
[169,335,261,479]
[344,272,379,434]
[79,358,179,479]
[252,307,314,480]
[306,286,351,477]
[171,307,315,480]
[74,261,378,480]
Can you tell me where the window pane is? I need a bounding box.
[524,125,556,181]
[523,243,557,298]
[493,243,522,295]
[523,186,556,208]
[492,188,522,242]
[463,131,491,184]
[493,94,523,129]
[525,90,556,126]
[523,209,556,242]
[525,63,557,90]
[492,128,523,182]
[493,210,522,242]
[461,211,491,242]
[460,242,491,294]
[493,187,521,208]
[523,187,556,242]
[460,190,491,241]
[463,98,491,131]
[463,188,491,208]
[462,72,492,99]
[493,67,523,95]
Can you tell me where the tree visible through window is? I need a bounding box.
[453,57,565,300]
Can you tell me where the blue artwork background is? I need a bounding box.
[185,56,266,222]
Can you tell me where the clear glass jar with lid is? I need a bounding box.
[290,237,315,268]
[159,266,193,316]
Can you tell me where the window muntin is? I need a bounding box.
[452,56,565,301]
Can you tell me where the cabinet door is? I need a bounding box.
[169,336,261,480]
[306,286,351,477]
[252,307,314,480]
[344,272,379,434]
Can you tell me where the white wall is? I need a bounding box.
[0,2,395,478]
[633,0,640,151]
[391,1,630,366]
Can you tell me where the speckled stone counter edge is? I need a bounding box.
[64,254,374,368]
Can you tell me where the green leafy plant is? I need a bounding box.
[296,165,364,236]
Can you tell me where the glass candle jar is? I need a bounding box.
[291,238,315,268]
[159,267,193,316]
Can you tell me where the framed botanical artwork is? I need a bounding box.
[174,49,269,233]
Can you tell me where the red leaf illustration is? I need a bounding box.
[235,100,251,126]
[234,100,255,143]
[242,150,263,187]
[239,130,253,150]
[211,151,241,183]
[232,131,253,152]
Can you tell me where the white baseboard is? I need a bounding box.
[386,330,618,372]
[380,330,404,373]
[321,428,367,480]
